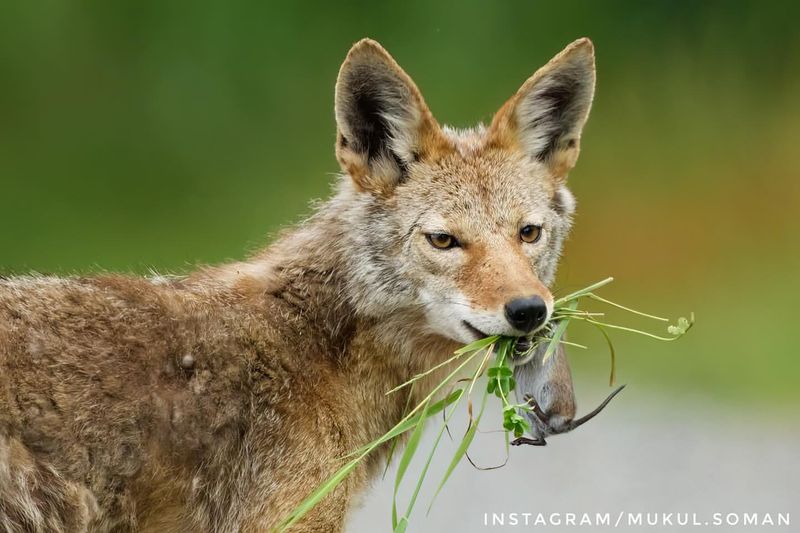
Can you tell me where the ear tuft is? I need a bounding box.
[346,38,395,61]
[489,38,596,183]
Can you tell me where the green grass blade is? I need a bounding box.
[394,517,408,533]
[383,384,416,479]
[389,334,500,396]
[592,322,617,386]
[555,339,588,349]
[284,345,479,528]
[343,390,462,459]
[275,453,365,531]
[581,318,688,341]
[427,388,490,513]
[542,300,578,364]
[587,293,669,321]
[398,342,487,524]
[494,337,512,365]
[386,350,465,395]
[277,390,463,531]
[392,397,431,529]
[280,342,482,530]
[554,277,614,305]
[454,335,501,355]
[398,388,466,525]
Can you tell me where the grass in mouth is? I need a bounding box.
[275,277,694,532]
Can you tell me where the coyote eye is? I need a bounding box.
[520,225,542,243]
[425,233,458,250]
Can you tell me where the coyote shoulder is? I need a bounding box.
[0,37,594,532]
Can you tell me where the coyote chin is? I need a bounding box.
[0,37,595,532]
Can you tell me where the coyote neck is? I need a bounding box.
[198,197,460,451]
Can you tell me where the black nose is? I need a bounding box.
[504,296,548,333]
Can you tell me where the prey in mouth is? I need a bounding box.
[510,335,626,446]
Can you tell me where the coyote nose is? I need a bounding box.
[504,296,548,333]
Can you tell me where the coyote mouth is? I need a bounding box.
[461,321,489,340]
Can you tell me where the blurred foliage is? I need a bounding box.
[1,1,798,407]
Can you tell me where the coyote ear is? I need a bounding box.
[489,38,595,183]
[335,39,449,195]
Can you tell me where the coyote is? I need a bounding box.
[0,38,595,532]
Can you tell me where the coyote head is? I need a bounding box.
[333,38,595,344]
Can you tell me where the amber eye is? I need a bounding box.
[425,233,458,250]
[520,225,542,243]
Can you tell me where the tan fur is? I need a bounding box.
[0,38,595,532]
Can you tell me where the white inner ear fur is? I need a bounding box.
[515,83,567,158]
[380,105,423,164]
[556,184,576,216]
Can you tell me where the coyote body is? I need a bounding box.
[0,232,450,532]
[0,38,595,532]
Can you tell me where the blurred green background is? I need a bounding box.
[1,1,798,409]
